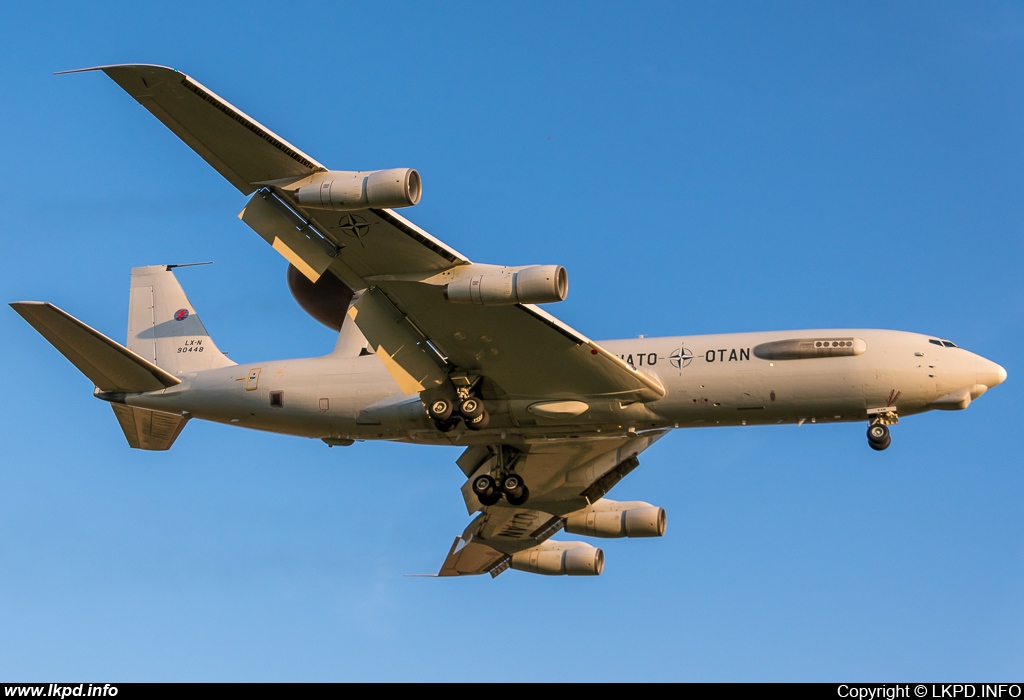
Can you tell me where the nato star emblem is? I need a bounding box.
[669,346,693,369]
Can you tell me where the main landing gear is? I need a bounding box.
[425,393,490,432]
[468,445,529,507]
[471,472,530,507]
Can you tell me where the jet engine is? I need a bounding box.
[564,499,666,538]
[286,263,354,331]
[510,540,604,576]
[292,169,421,210]
[444,265,568,305]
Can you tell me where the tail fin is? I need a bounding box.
[127,265,234,373]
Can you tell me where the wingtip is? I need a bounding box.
[54,63,178,77]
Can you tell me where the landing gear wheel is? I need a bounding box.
[427,398,453,421]
[478,492,501,507]
[433,417,459,433]
[472,473,496,497]
[465,409,490,431]
[501,473,524,494]
[502,474,529,505]
[506,485,530,507]
[867,423,890,451]
[472,474,499,506]
[869,434,891,451]
[458,397,484,420]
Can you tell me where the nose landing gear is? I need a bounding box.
[867,423,891,451]
[866,404,898,451]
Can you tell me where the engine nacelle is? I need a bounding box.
[510,540,604,576]
[444,265,568,305]
[564,499,667,538]
[292,168,421,210]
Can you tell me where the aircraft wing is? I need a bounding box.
[438,430,666,577]
[59,64,327,195]
[83,64,665,403]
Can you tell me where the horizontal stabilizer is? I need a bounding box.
[110,404,189,451]
[11,302,180,393]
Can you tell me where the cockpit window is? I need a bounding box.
[942,340,958,348]
[929,339,943,346]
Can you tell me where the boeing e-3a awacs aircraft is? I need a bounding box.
[12,65,1007,578]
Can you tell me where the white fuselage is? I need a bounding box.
[122,328,1006,446]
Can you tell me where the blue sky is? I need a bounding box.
[1,1,1021,681]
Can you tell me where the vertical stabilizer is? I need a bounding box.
[127,266,234,374]
[331,308,370,357]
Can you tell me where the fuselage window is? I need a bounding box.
[270,391,284,407]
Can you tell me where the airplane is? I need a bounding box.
[11,64,1007,578]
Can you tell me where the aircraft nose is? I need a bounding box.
[977,358,1007,388]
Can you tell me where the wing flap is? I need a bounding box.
[347,288,448,394]
[11,302,181,393]
[238,190,337,282]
